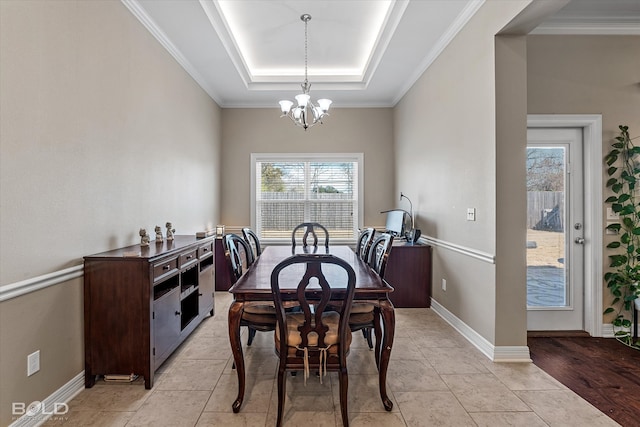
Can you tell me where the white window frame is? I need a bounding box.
[250,153,364,245]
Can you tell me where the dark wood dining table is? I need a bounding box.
[227,245,396,413]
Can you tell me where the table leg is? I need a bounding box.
[378,298,395,411]
[228,301,245,413]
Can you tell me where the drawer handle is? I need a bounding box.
[202,248,208,252]
[163,265,171,270]
[186,255,193,260]
[175,311,181,316]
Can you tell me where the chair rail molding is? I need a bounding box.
[419,235,495,264]
[0,265,84,302]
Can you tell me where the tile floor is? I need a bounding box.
[45,292,620,426]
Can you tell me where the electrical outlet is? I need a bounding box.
[441,278,447,291]
[27,350,40,376]
[466,208,476,221]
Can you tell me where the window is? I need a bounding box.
[251,153,363,243]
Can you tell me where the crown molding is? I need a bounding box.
[121,0,223,103]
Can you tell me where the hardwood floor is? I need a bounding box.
[528,335,640,427]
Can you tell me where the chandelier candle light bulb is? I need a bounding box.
[278,14,332,131]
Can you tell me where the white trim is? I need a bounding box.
[527,114,603,337]
[9,372,84,427]
[121,0,222,103]
[0,265,84,302]
[531,22,640,36]
[601,323,615,338]
[431,299,532,362]
[419,235,495,264]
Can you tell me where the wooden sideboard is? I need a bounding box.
[384,241,432,308]
[83,235,215,389]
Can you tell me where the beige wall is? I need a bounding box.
[527,34,640,318]
[394,0,532,346]
[220,107,395,229]
[0,1,221,424]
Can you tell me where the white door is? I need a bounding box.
[527,128,584,331]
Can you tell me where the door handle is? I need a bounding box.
[575,237,585,244]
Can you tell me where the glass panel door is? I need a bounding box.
[527,128,584,331]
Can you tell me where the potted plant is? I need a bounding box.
[604,125,640,348]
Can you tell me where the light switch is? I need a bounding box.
[466,208,476,221]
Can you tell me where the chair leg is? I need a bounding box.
[247,327,257,346]
[339,369,349,427]
[276,366,287,427]
[362,328,373,350]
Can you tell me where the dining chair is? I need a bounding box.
[356,233,393,354]
[352,233,395,359]
[223,233,276,347]
[355,227,376,260]
[241,227,262,265]
[350,228,376,349]
[368,232,394,277]
[271,253,356,427]
[291,222,329,249]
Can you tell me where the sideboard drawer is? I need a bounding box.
[179,249,198,267]
[153,257,178,281]
[198,242,213,259]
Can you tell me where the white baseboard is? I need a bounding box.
[9,372,85,427]
[430,299,532,362]
[601,323,615,338]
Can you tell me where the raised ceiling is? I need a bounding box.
[124,0,640,108]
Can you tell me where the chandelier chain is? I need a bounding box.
[304,16,308,86]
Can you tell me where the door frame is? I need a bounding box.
[527,114,603,337]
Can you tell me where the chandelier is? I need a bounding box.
[278,14,332,131]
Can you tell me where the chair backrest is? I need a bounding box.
[271,254,356,357]
[367,233,394,278]
[223,233,252,283]
[291,222,330,249]
[242,227,262,263]
[355,227,376,260]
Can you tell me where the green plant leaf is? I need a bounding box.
[621,205,635,216]
[606,223,621,232]
[610,254,628,267]
[621,232,630,244]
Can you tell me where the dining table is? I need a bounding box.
[227,244,396,413]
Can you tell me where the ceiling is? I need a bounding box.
[124,0,640,108]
